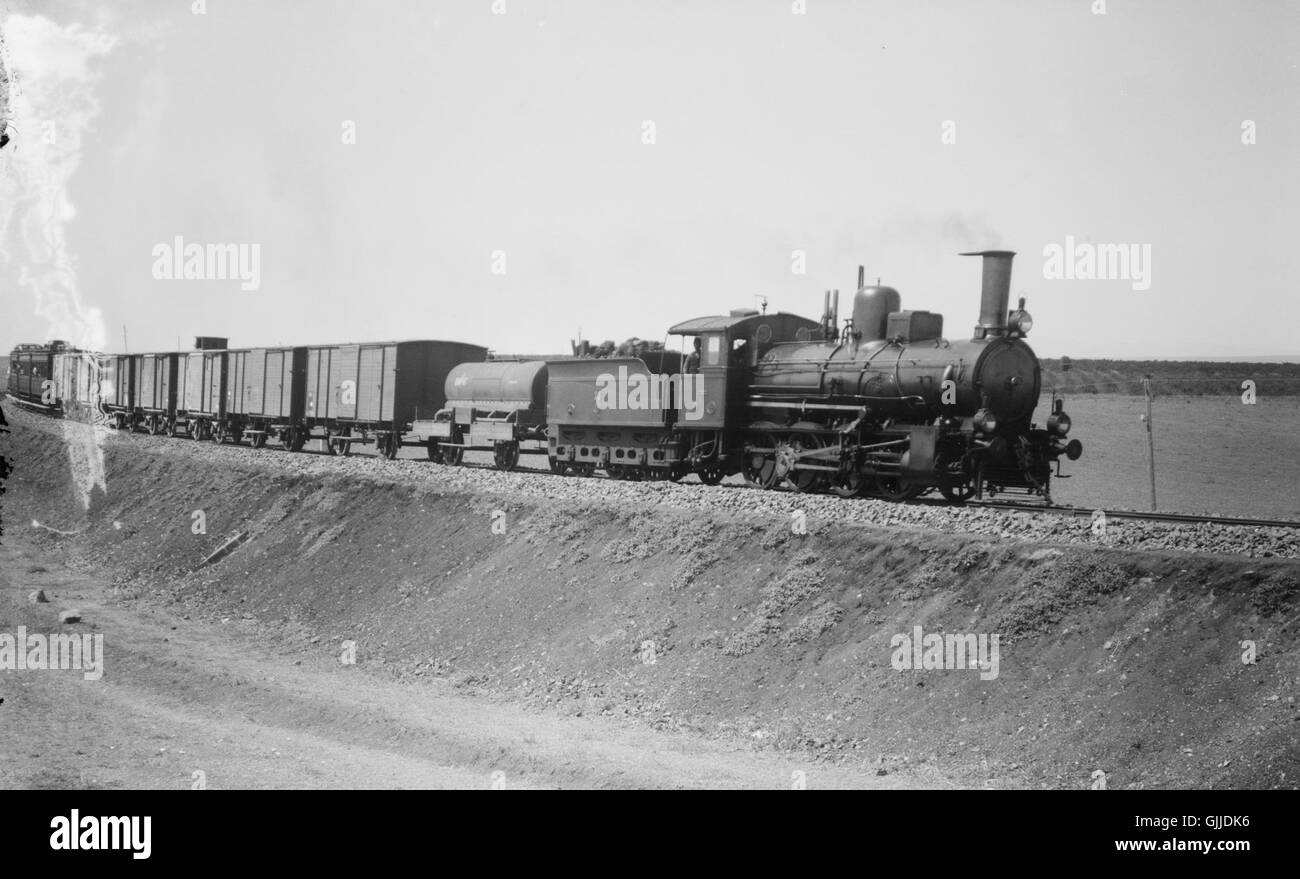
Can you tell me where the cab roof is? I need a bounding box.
[668,311,813,335]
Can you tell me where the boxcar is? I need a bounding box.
[8,343,59,407]
[225,346,305,447]
[177,349,228,440]
[100,354,135,428]
[54,350,108,421]
[133,352,180,435]
[303,340,487,458]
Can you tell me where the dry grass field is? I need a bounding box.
[1036,395,1300,519]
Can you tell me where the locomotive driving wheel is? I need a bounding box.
[875,475,923,501]
[784,423,826,493]
[830,468,866,498]
[743,426,781,489]
[493,440,520,471]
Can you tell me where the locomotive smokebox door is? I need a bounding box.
[901,426,937,483]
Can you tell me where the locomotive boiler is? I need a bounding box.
[741,251,1081,501]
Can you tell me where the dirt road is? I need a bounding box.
[0,536,942,790]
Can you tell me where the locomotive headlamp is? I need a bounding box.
[1047,411,1071,436]
[1008,309,1033,336]
[974,408,998,434]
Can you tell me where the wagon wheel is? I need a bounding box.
[381,433,400,460]
[289,428,307,453]
[251,432,267,449]
[147,415,161,435]
[548,457,569,475]
[426,437,441,462]
[743,432,780,489]
[210,423,226,444]
[493,441,520,471]
[696,467,725,486]
[875,475,923,501]
[168,418,183,438]
[441,439,463,466]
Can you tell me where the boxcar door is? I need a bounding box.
[356,344,394,423]
[333,345,360,421]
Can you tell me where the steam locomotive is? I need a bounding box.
[7,250,1081,503]
[416,249,1081,502]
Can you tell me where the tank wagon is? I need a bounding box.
[413,359,550,468]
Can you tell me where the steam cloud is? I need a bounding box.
[0,15,117,510]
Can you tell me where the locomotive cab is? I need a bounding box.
[667,311,821,430]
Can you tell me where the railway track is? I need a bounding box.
[966,498,1300,530]
[9,394,1300,531]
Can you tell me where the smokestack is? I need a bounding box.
[961,250,1016,339]
[857,265,865,289]
[832,289,839,328]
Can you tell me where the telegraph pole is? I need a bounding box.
[1142,375,1156,511]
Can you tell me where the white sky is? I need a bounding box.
[2,0,1298,358]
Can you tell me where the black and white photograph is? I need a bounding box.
[0,0,1296,849]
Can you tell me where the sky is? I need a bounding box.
[1,0,1298,359]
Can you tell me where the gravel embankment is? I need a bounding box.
[8,403,1299,560]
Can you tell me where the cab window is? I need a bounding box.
[704,334,722,367]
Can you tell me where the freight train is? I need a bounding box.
[6,250,1081,502]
